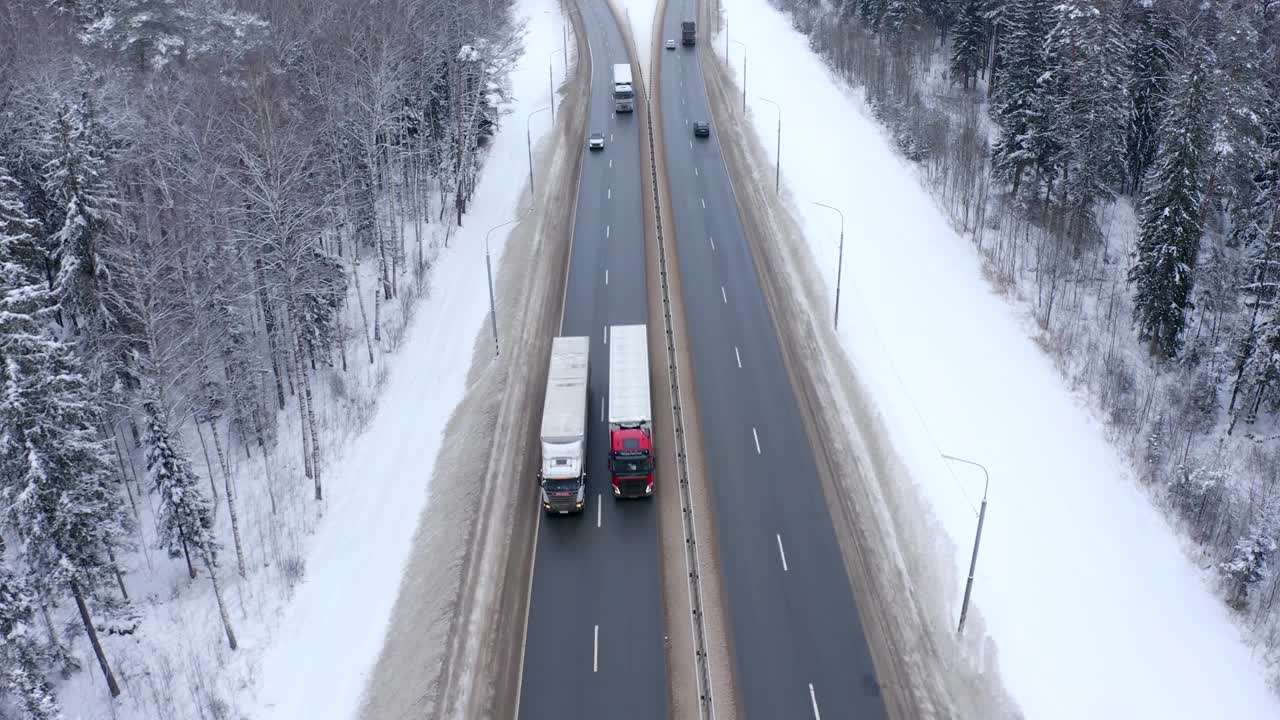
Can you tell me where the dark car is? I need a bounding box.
[693,121,710,137]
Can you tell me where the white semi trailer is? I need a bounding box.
[612,63,634,112]
[539,336,591,514]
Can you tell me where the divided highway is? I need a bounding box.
[515,1,668,717]
[657,2,889,717]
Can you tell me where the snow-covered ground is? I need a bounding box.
[615,0,657,83]
[715,0,1280,718]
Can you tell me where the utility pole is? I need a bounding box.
[484,212,529,357]
[526,106,551,196]
[941,453,991,635]
[811,201,845,329]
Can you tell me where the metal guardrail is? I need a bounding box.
[635,56,716,720]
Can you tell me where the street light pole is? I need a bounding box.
[548,56,557,123]
[759,96,781,194]
[526,106,551,197]
[729,40,746,113]
[811,201,845,329]
[940,453,991,635]
[484,213,528,357]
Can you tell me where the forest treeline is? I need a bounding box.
[0,0,517,715]
[769,0,1280,674]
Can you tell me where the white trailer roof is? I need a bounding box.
[612,63,632,86]
[608,324,650,426]
[541,336,589,444]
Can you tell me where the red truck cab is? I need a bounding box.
[610,427,654,497]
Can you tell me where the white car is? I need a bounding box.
[588,132,605,150]
[666,39,676,50]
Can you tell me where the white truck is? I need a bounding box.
[612,63,634,113]
[539,336,590,514]
[607,325,654,498]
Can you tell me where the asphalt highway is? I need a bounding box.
[514,1,669,718]
[656,3,889,718]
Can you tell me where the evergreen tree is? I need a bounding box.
[1042,0,1130,239]
[0,550,63,720]
[1210,1,1270,216]
[82,0,267,71]
[1227,147,1280,428]
[989,0,1054,198]
[1123,0,1180,194]
[143,386,238,649]
[949,0,987,89]
[41,102,113,336]
[882,0,922,35]
[0,158,129,698]
[1129,40,1215,359]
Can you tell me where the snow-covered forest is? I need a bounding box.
[0,0,520,716]
[768,0,1280,678]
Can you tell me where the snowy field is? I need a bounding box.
[714,0,1280,717]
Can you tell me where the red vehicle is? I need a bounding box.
[607,325,654,497]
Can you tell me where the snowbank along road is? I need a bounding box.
[514,0,670,718]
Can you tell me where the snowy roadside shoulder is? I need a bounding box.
[715,0,1280,719]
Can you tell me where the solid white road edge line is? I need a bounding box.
[776,534,789,572]
[601,397,605,422]
[603,326,608,344]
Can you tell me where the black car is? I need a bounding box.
[693,121,710,137]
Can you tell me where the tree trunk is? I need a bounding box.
[193,419,220,510]
[211,421,247,578]
[203,553,238,650]
[180,533,197,580]
[290,324,315,481]
[107,547,129,600]
[350,248,376,364]
[71,580,121,697]
[301,338,323,500]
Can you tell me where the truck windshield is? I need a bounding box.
[611,455,653,476]
[544,478,581,493]
[614,88,633,98]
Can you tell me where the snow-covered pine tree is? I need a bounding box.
[1042,0,1129,241]
[1210,0,1269,218]
[142,384,238,649]
[949,0,987,89]
[882,0,922,35]
[0,157,129,698]
[1227,147,1280,429]
[0,549,62,720]
[82,0,266,71]
[1123,0,1180,195]
[1129,38,1215,359]
[41,102,113,337]
[989,0,1053,199]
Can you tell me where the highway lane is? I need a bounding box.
[656,4,888,718]
[515,1,669,718]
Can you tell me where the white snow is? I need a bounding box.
[246,1,562,718]
[614,0,657,86]
[715,0,1280,718]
